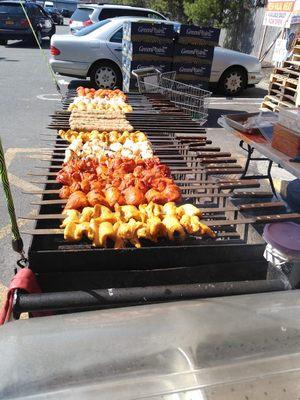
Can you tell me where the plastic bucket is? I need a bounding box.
[263,222,300,287]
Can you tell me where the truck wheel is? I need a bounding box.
[90,62,122,89]
[218,67,247,96]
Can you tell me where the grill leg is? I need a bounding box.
[239,141,277,197]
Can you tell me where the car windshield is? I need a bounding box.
[74,19,111,36]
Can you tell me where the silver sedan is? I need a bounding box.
[50,17,262,95]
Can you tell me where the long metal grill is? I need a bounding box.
[16,89,300,314]
[21,91,299,271]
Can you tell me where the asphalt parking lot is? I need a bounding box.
[0,23,294,294]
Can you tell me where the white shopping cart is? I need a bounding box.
[131,68,211,126]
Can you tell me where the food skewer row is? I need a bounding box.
[69,119,134,132]
[59,129,148,144]
[56,157,182,209]
[75,87,128,101]
[61,202,215,249]
[68,88,133,113]
[62,130,153,163]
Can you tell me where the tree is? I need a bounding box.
[183,0,253,28]
[151,0,187,22]
[110,0,253,29]
[110,0,187,21]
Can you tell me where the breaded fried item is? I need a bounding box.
[163,202,177,215]
[60,210,80,228]
[177,204,203,218]
[162,215,186,241]
[61,203,216,247]
[98,221,116,247]
[147,216,165,240]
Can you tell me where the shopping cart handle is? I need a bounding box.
[131,68,161,78]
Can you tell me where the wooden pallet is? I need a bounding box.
[269,85,297,102]
[270,73,298,88]
[269,81,297,92]
[284,60,300,69]
[261,96,279,112]
[260,101,278,112]
[261,39,300,110]
[273,67,300,78]
[260,94,292,111]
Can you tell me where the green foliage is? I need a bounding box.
[183,0,253,28]
[110,0,253,29]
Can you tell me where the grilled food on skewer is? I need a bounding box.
[70,110,128,119]
[63,136,153,163]
[69,88,132,112]
[68,102,133,113]
[60,202,216,248]
[69,119,133,133]
[76,87,128,101]
[57,157,182,209]
[59,130,147,144]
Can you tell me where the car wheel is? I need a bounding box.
[90,62,122,89]
[218,67,247,96]
[0,39,7,45]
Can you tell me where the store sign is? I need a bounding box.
[263,0,295,27]
[291,0,300,24]
[272,38,288,61]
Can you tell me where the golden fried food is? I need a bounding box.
[118,205,141,222]
[62,202,215,248]
[98,221,116,247]
[147,216,166,240]
[64,221,89,241]
[60,210,80,228]
[177,204,203,218]
[162,215,186,241]
[163,202,177,215]
[79,207,95,223]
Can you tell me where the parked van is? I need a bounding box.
[44,1,54,8]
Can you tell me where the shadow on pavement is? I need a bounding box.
[210,86,267,98]
[205,108,247,128]
[6,39,50,50]
[0,57,19,62]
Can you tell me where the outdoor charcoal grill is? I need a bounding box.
[13,89,300,316]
